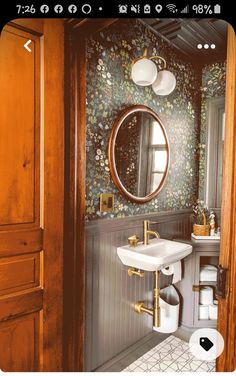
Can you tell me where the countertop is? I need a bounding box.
[172,237,220,249]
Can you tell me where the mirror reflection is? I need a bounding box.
[114,111,168,198]
[205,97,225,208]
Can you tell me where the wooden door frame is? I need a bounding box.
[63,21,86,372]
[63,19,118,371]
[42,20,65,371]
[217,25,236,372]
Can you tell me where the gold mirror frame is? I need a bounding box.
[108,105,170,203]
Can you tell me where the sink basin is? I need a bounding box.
[117,238,192,271]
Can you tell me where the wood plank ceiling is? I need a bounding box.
[141,18,228,63]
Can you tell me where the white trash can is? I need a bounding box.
[153,285,180,333]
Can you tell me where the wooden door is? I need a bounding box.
[217,25,236,372]
[0,20,64,371]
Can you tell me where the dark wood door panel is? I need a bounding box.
[0,22,44,371]
[0,19,64,371]
[0,25,40,228]
[0,228,43,257]
[0,252,40,295]
[0,311,41,371]
[0,288,43,322]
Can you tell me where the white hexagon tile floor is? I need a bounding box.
[122,335,216,372]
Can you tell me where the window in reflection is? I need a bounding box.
[148,122,167,192]
[151,121,166,145]
[114,111,168,198]
[153,150,167,171]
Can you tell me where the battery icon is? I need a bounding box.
[214,4,221,13]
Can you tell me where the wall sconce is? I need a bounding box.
[131,48,176,96]
[152,70,176,96]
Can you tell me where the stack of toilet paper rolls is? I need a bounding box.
[199,286,218,320]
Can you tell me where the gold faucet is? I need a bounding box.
[143,220,160,245]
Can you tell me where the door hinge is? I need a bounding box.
[216,265,228,299]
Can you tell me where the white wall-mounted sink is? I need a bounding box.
[117,238,192,271]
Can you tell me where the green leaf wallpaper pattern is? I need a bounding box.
[85,19,225,221]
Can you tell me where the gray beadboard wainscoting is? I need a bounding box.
[85,209,192,371]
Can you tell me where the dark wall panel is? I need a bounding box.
[85,210,192,371]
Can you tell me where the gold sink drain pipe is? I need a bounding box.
[134,270,161,327]
[153,270,161,327]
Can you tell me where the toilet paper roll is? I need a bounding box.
[209,304,218,320]
[199,287,213,305]
[199,304,209,320]
[199,269,217,282]
[161,265,174,276]
[161,261,182,283]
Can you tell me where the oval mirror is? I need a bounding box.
[108,105,170,203]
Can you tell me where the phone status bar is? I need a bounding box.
[14,2,223,17]
[1,0,234,32]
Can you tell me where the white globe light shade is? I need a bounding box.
[131,58,157,86]
[152,69,176,95]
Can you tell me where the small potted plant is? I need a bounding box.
[192,200,210,236]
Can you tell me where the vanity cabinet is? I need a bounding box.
[177,239,220,331]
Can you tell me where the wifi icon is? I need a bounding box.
[166,4,178,12]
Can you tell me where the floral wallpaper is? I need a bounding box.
[198,61,226,199]
[86,19,200,220]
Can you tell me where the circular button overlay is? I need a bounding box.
[189,328,224,361]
